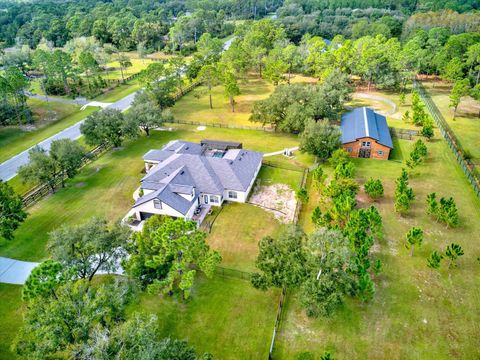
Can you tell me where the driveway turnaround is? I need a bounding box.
[0,257,39,285]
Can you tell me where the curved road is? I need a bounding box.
[353,92,398,115]
[0,37,236,182]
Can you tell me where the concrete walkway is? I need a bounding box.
[263,146,299,157]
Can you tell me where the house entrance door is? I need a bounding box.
[203,195,209,204]
[359,148,371,158]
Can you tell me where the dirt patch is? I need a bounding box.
[248,184,297,223]
[75,182,86,188]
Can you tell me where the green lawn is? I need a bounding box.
[101,57,155,81]
[257,165,305,192]
[129,275,279,360]
[422,81,480,162]
[94,80,143,103]
[0,284,23,358]
[171,75,274,127]
[0,125,300,261]
[206,202,282,272]
[170,74,322,128]
[0,106,99,164]
[275,133,480,359]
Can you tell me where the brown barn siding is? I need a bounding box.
[342,137,391,160]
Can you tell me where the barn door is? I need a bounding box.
[359,148,371,158]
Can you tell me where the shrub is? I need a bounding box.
[364,178,384,200]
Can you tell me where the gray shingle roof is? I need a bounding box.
[341,107,393,149]
[134,141,262,214]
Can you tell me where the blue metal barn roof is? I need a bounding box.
[340,107,393,149]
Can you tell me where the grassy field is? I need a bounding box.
[130,275,279,359]
[102,57,155,81]
[275,133,480,359]
[94,80,143,103]
[0,106,99,164]
[170,74,317,127]
[257,165,305,191]
[171,75,274,127]
[0,284,23,357]
[0,125,300,261]
[207,202,282,272]
[422,81,480,162]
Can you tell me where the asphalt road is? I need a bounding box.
[0,95,136,181]
[0,37,235,182]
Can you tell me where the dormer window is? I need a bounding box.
[153,199,162,209]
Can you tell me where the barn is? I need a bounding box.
[340,107,393,160]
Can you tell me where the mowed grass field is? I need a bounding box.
[170,74,317,127]
[206,203,282,272]
[0,105,99,164]
[422,81,480,162]
[130,275,279,359]
[275,133,480,359]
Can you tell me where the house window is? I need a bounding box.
[153,199,162,209]
[228,191,237,199]
[210,195,219,204]
[346,147,352,153]
[378,150,384,156]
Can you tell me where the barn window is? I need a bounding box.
[378,150,384,156]
[346,147,352,153]
[361,141,371,147]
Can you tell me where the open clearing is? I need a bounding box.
[130,275,279,359]
[422,81,480,163]
[276,133,480,359]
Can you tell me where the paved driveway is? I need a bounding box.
[0,257,39,285]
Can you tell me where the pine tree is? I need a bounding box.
[427,251,443,269]
[426,193,438,218]
[445,243,464,268]
[405,227,423,256]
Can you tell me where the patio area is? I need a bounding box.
[192,204,212,226]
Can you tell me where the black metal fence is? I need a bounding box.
[21,144,109,208]
[413,80,480,197]
[214,266,252,281]
[268,287,287,360]
[262,159,305,172]
[166,118,274,131]
[390,127,419,140]
[268,165,308,359]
